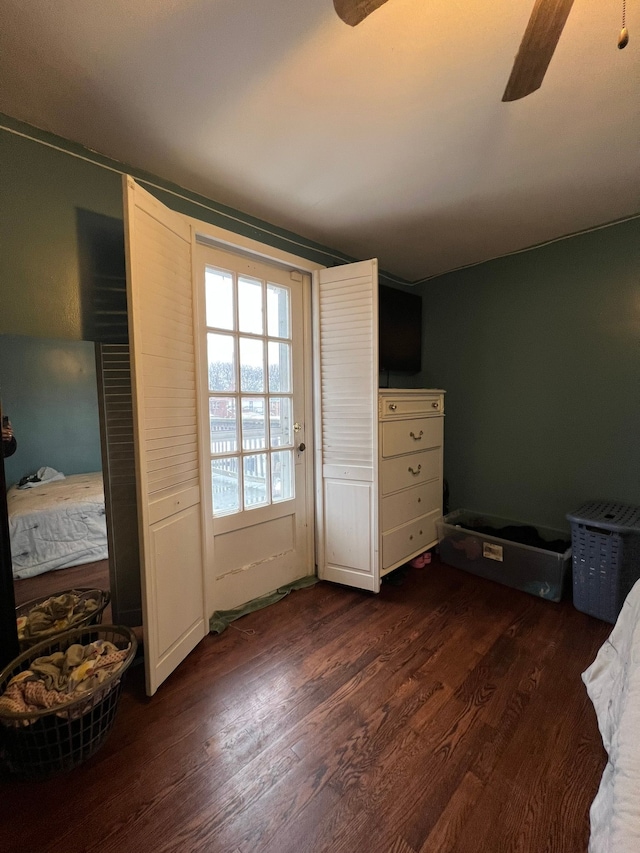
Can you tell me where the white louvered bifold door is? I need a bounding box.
[123,177,207,696]
[314,260,379,592]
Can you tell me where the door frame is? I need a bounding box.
[189,223,321,618]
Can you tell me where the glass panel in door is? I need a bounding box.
[203,260,295,516]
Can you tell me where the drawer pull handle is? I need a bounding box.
[409,430,423,440]
[417,497,421,503]
[409,535,414,540]
[419,530,423,535]
[432,402,439,409]
[389,403,397,411]
[408,465,422,476]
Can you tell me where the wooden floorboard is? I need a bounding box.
[0,559,610,853]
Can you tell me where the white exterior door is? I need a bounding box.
[314,260,380,592]
[123,178,208,696]
[195,243,315,612]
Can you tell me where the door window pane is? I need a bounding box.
[241,397,266,450]
[205,267,234,330]
[243,454,268,508]
[269,397,292,448]
[210,397,237,455]
[238,276,263,335]
[268,341,291,393]
[267,284,290,339]
[208,333,236,392]
[206,261,298,518]
[212,457,239,515]
[271,450,293,503]
[240,337,265,392]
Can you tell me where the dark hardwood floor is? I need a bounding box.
[1,559,610,853]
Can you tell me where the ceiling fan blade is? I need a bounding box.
[502,0,575,101]
[333,0,391,27]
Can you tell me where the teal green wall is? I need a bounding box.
[0,335,102,488]
[419,218,640,531]
[1,130,123,340]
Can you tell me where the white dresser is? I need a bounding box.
[378,389,445,576]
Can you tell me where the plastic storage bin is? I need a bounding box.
[567,501,640,623]
[437,510,572,602]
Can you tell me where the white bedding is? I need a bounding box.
[582,578,640,853]
[7,472,109,580]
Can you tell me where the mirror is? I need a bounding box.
[0,208,142,653]
[1,334,112,626]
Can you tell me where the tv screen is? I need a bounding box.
[378,285,422,374]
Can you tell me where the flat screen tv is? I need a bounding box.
[378,285,422,374]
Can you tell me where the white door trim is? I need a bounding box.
[189,218,327,276]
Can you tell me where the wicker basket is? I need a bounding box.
[0,624,137,779]
[16,588,110,652]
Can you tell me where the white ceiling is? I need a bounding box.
[0,0,638,281]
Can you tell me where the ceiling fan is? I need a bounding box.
[333,0,577,101]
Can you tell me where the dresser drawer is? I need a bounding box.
[379,392,444,420]
[382,509,440,570]
[381,416,443,458]
[381,478,441,533]
[380,448,441,495]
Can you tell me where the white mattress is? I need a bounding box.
[8,472,109,579]
[583,579,640,853]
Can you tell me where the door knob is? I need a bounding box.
[298,442,306,452]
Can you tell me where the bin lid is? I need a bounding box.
[566,501,640,533]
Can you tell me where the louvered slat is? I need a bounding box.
[319,274,375,468]
[95,343,141,624]
[136,208,198,498]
